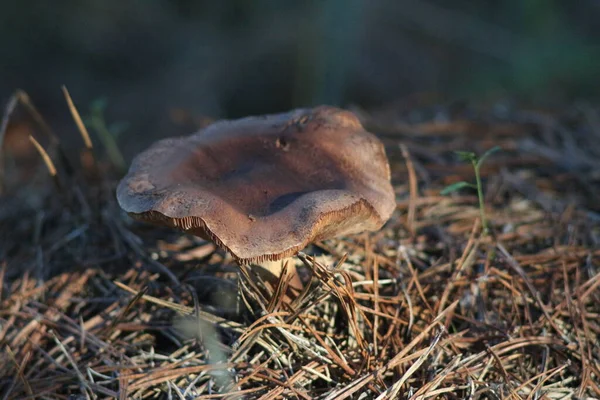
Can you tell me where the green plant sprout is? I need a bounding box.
[441,146,501,235]
[84,98,128,173]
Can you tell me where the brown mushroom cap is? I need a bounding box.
[116,106,395,264]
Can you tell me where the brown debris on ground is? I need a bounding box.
[0,93,599,399]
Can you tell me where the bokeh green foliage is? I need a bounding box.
[462,0,599,101]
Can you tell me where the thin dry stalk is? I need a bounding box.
[61,86,93,150]
[28,135,57,177]
[400,143,418,238]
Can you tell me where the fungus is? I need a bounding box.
[117,106,395,292]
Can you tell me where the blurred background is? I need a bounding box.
[1,0,599,160]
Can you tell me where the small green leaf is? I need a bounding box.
[454,151,476,162]
[441,181,476,195]
[476,146,502,169]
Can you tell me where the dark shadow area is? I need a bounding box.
[1,1,599,160]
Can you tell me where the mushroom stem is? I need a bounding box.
[254,258,303,293]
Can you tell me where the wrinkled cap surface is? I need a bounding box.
[117,106,395,264]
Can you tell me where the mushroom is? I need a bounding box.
[116,106,395,293]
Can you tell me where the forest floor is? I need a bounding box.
[0,94,599,399]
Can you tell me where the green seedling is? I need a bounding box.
[441,146,501,235]
[84,98,128,173]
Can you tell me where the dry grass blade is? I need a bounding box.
[497,242,572,343]
[114,280,244,331]
[4,346,33,398]
[50,331,94,399]
[386,301,457,371]
[400,143,418,237]
[28,135,57,176]
[62,85,93,149]
[103,285,148,336]
[15,90,58,143]
[377,329,443,400]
